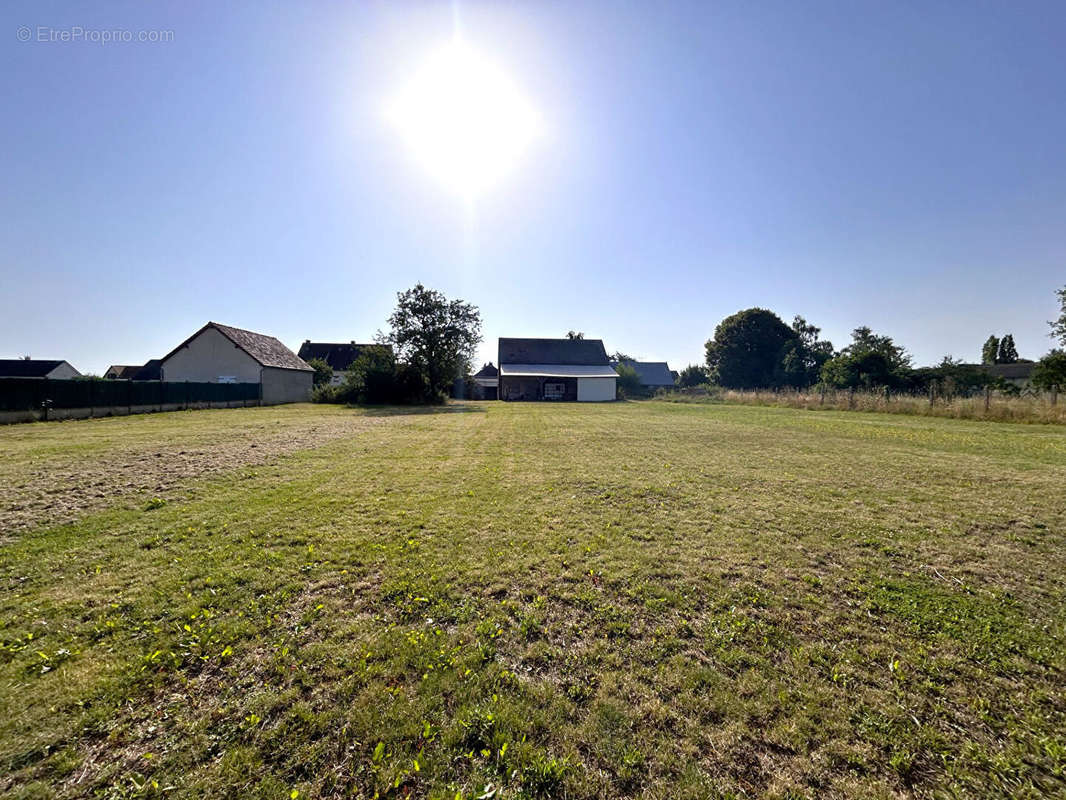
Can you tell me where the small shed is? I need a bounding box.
[498,338,616,401]
[160,322,313,404]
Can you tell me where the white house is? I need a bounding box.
[0,358,81,379]
[160,322,313,404]
[498,338,617,401]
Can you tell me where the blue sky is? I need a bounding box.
[3,1,1065,374]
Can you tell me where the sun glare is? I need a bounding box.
[387,41,542,197]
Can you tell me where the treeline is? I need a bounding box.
[679,286,1066,395]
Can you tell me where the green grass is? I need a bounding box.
[2,401,1065,799]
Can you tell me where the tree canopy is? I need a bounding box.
[705,308,798,389]
[1032,349,1066,392]
[385,284,482,402]
[981,335,1000,365]
[996,334,1019,364]
[1050,286,1066,346]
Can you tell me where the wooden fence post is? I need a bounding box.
[928,384,935,406]
[848,387,856,409]
[1052,387,1059,407]
[984,386,991,412]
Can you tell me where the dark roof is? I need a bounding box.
[162,322,312,372]
[105,365,141,379]
[498,338,610,366]
[297,341,386,372]
[0,359,68,377]
[130,359,162,381]
[473,362,498,378]
[613,360,675,386]
[974,362,1035,380]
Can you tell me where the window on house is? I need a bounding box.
[543,382,565,400]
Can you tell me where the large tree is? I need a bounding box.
[778,315,834,387]
[981,335,1000,365]
[820,326,911,389]
[841,326,912,371]
[385,284,482,402]
[1050,286,1066,346]
[997,334,1019,364]
[705,308,798,388]
[1032,349,1066,395]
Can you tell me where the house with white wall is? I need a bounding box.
[0,358,81,379]
[498,338,617,401]
[160,322,313,404]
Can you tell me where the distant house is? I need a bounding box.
[298,341,386,386]
[611,360,675,391]
[105,360,163,380]
[130,359,162,381]
[160,322,313,404]
[498,338,617,401]
[471,362,499,400]
[974,362,1035,388]
[0,358,81,380]
[104,365,140,380]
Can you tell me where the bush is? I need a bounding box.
[615,363,644,399]
[312,346,430,405]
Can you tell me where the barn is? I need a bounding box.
[160,322,313,404]
[498,337,617,402]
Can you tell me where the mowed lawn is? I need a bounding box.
[2,403,1065,800]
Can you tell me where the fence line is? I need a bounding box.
[0,378,261,423]
[657,386,1065,424]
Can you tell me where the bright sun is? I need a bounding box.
[387,41,542,197]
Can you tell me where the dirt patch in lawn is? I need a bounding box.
[1,413,384,534]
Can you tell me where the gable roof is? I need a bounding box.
[130,359,162,381]
[498,338,610,366]
[105,365,141,379]
[0,359,74,377]
[297,341,387,372]
[613,360,675,387]
[162,322,312,372]
[473,362,498,378]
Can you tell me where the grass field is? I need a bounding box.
[2,402,1065,799]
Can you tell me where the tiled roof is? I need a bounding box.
[162,322,312,372]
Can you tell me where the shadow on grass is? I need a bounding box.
[353,402,489,417]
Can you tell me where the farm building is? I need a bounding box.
[0,358,81,379]
[498,338,616,401]
[297,341,388,386]
[612,359,675,391]
[471,363,499,400]
[160,322,313,404]
[974,362,1035,389]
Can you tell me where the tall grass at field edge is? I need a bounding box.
[656,387,1066,424]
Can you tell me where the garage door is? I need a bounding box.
[576,377,616,402]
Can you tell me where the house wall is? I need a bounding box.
[577,377,616,402]
[45,362,80,380]
[161,327,262,383]
[261,366,313,404]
